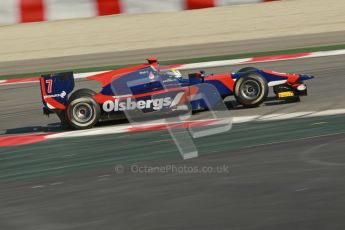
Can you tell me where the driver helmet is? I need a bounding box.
[166,69,182,79]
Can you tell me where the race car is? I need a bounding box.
[39,57,314,129]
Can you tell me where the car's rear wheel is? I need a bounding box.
[65,89,100,129]
[234,73,268,107]
[66,97,101,129]
[68,88,96,101]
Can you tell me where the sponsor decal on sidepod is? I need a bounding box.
[102,92,185,112]
[103,98,171,112]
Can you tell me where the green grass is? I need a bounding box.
[1,43,345,80]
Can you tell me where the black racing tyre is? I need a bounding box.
[66,95,101,130]
[237,67,258,73]
[234,73,269,107]
[68,88,96,102]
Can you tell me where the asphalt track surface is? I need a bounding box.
[0,55,345,229]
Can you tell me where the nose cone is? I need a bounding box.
[299,74,315,81]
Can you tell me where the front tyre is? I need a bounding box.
[66,96,101,129]
[237,67,258,73]
[234,73,268,107]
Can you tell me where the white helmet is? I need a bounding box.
[166,69,182,79]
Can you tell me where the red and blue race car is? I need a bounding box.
[39,57,314,129]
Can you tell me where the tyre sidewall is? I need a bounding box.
[68,89,96,102]
[234,73,268,107]
[66,97,101,129]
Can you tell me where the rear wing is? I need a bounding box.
[40,72,75,111]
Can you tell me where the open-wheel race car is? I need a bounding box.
[39,57,314,129]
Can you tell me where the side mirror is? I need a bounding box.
[189,73,203,84]
[188,71,206,83]
[200,71,206,78]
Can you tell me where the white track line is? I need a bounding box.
[232,115,260,123]
[46,125,129,139]
[311,49,345,58]
[305,108,345,117]
[177,49,345,70]
[2,49,345,86]
[178,58,251,70]
[259,112,314,121]
[74,71,108,79]
[42,108,345,140]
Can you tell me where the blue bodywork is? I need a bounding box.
[40,66,314,114]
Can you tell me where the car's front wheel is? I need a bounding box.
[234,73,268,107]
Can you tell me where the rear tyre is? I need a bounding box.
[66,90,100,129]
[66,97,101,129]
[234,73,268,107]
[69,88,96,101]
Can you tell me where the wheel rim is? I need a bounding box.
[240,80,261,100]
[72,103,94,124]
